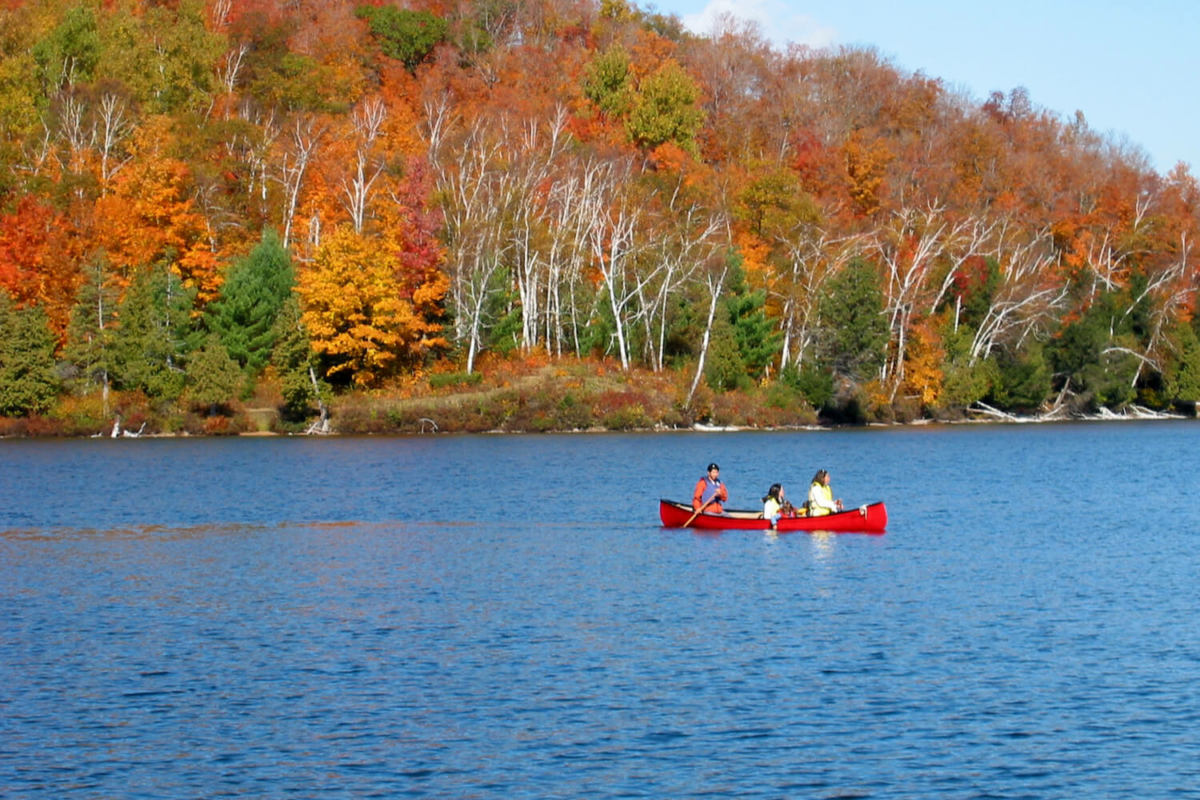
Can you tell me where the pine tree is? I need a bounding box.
[112,265,195,399]
[989,342,1052,412]
[64,254,120,404]
[0,291,59,416]
[819,258,889,381]
[206,229,295,370]
[271,296,329,421]
[780,363,835,409]
[1165,321,1200,402]
[186,336,243,415]
[724,262,780,380]
[704,314,745,392]
[1048,289,1139,409]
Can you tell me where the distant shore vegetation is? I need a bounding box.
[2,0,1200,436]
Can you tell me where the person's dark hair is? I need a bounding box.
[810,469,828,486]
[762,483,782,503]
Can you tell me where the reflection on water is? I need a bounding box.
[4,423,1200,798]
[806,530,838,562]
[0,519,379,543]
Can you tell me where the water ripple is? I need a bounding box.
[3,425,1200,797]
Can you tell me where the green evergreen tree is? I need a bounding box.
[661,292,701,369]
[819,258,888,381]
[988,341,1052,412]
[205,229,295,370]
[271,295,329,419]
[780,363,834,409]
[1048,287,1142,409]
[1165,321,1200,402]
[186,336,242,414]
[0,292,60,416]
[704,314,746,392]
[112,265,196,400]
[939,256,1001,330]
[481,267,521,356]
[724,262,780,380]
[938,320,997,408]
[578,306,615,360]
[64,254,119,397]
[1078,345,1139,408]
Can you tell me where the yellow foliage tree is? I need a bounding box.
[843,129,893,216]
[903,320,945,407]
[298,227,429,386]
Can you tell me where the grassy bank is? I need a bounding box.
[0,356,825,437]
[7,353,1192,438]
[332,362,820,435]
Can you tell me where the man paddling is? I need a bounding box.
[692,462,729,515]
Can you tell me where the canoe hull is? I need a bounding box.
[659,499,887,533]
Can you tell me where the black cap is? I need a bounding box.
[707,463,719,471]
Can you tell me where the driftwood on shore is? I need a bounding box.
[303,365,331,435]
[969,402,1024,422]
[969,401,1185,423]
[109,417,147,437]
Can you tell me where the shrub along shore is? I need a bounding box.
[1,354,1192,438]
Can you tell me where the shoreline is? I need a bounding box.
[1,409,1191,440]
[4,360,1196,439]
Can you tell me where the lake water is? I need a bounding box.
[3,423,1200,798]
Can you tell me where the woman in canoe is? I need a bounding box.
[692,462,728,514]
[762,483,786,529]
[807,469,843,517]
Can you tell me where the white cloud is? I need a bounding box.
[681,0,838,50]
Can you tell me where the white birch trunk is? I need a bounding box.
[688,263,730,406]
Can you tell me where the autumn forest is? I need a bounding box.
[2,0,1200,434]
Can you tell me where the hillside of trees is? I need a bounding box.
[2,0,1199,434]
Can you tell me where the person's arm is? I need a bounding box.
[718,482,728,502]
[692,479,705,510]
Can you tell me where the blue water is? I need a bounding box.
[3,424,1200,798]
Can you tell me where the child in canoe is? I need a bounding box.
[762,484,799,529]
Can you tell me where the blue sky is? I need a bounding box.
[652,0,1198,175]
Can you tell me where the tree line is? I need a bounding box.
[2,0,1199,427]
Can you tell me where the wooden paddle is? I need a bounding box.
[683,495,720,527]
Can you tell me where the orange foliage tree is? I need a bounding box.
[93,119,218,304]
[0,196,82,336]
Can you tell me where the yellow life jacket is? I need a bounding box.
[763,497,782,519]
[809,482,833,516]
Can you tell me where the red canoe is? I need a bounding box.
[659,499,888,534]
